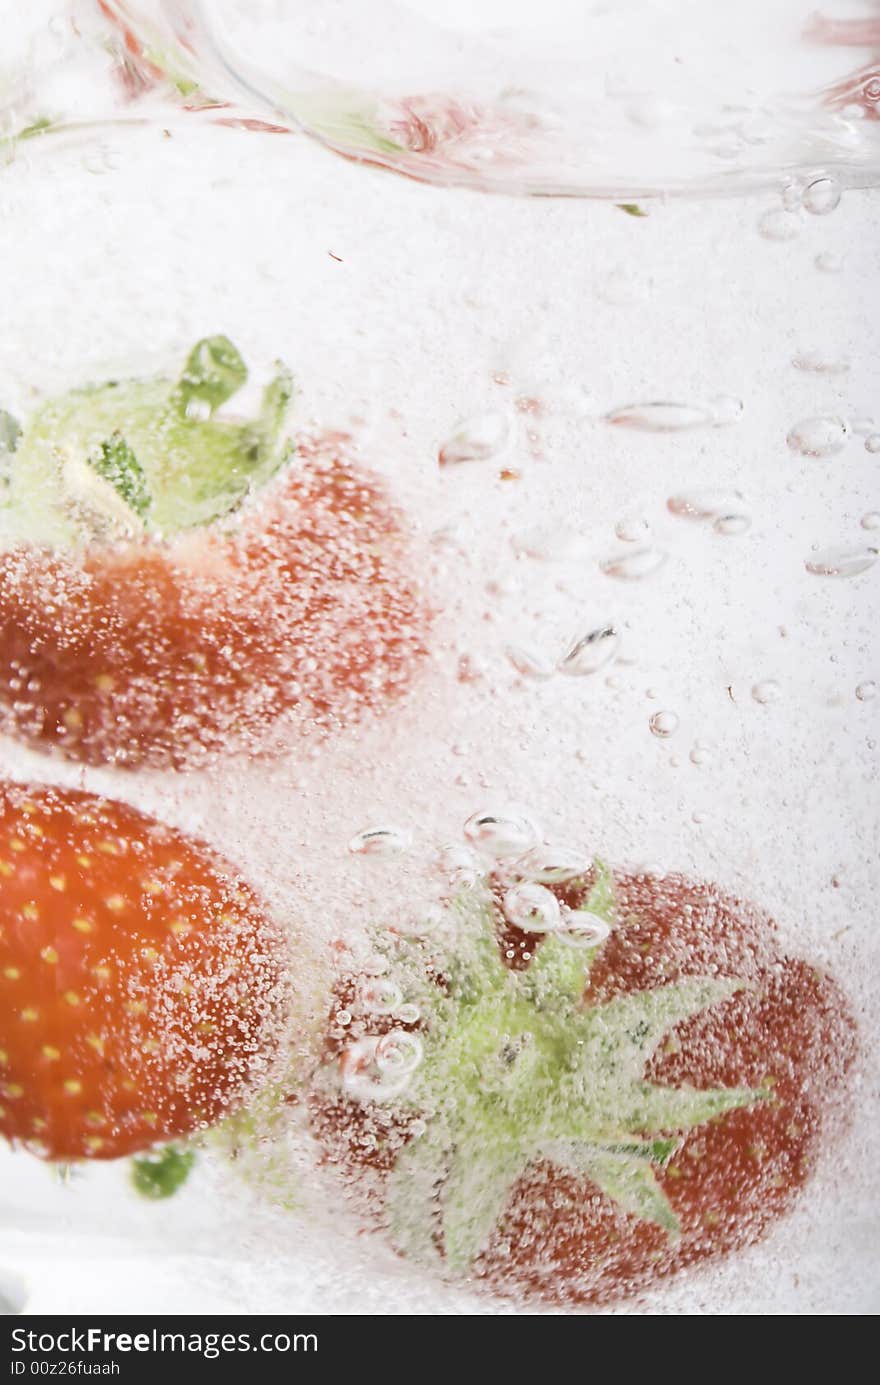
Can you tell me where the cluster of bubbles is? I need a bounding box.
[758,174,842,242]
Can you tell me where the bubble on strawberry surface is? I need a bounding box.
[374,1030,423,1079]
[855,681,877,702]
[463,811,540,859]
[561,909,612,947]
[512,847,592,885]
[357,977,404,1015]
[865,433,880,454]
[502,881,563,932]
[861,512,880,530]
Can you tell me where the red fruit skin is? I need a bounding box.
[0,782,287,1160]
[315,871,856,1307]
[0,436,428,769]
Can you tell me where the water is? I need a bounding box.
[0,0,877,1320]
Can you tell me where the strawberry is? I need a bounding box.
[0,337,426,768]
[311,860,855,1305]
[0,781,287,1161]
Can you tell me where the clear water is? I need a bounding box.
[0,1,878,1315]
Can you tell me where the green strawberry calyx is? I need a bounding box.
[333,863,770,1275]
[130,1143,195,1200]
[0,336,295,549]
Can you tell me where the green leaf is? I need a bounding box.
[582,858,615,923]
[386,1132,449,1266]
[173,335,248,416]
[0,411,20,455]
[88,433,151,520]
[545,1134,680,1164]
[524,859,615,1005]
[617,203,648,217]
[18,116,54,141]
[130,1145,195,1200]
[4,342,297,545]
[586,977,744,1083]
[288,91,405,157]
[524,933,589,1007]
[546,1140,680,1235]
[622,1081,770,1134]
[442,895,511,1004]
[441,1143,528,1273]
[259,366,294,444]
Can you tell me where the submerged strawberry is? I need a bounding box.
[0,781,287,1161]
[312,862,855,1305]
[0,337,426,768]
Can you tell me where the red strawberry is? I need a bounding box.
[0,781,287,1160]
[310,861,855,1305]
[0,338,427,769]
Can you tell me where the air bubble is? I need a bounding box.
[649,710,679,738]
[605,401,714,432]
[439,412,511,466]
[667,489,746,523]
[752,680,781,705]
[865,434,880,455]
[805,546,878,578]
[802,176,841,216]
[710,395,745,426]
[714,514,751,536]
[615,516,651,542]
[513,846,592,884]
[358,976,404,1015]
[558,625,620,675]
[348,826,413,856]
[394,1002,421,1025]
[856,681,877,702]
[786,416,849,458]
[339,1036,414,1100]
[791,351,850,376]
[600,547,666,580]
[861,512,880,531]
[503,882,562,932]
[505,644,554,680]
[437,843,483,888]
[563,910,612,948]
[463,810,540,858]
[375,1030,423,1078]
[758,208,801,242]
